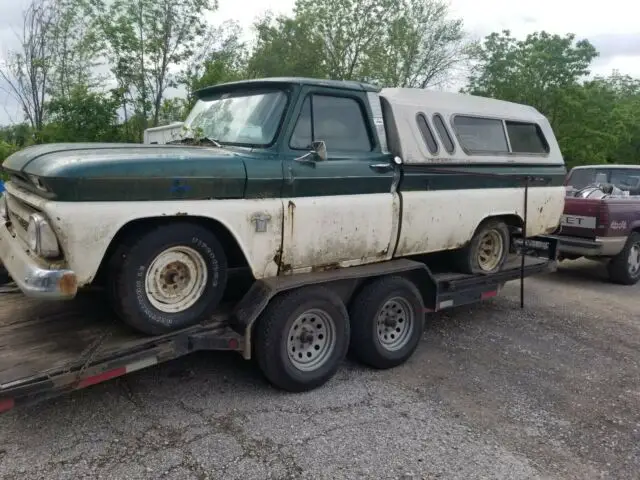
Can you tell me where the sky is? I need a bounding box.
[1,0,640,125]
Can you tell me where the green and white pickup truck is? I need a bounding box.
[0,77,566,336]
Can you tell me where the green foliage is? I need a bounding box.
[247,0,473,88]
[247,13,329,79]
[465,30,640,167]
[40,85,121,142]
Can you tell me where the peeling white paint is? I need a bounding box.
[395,187,566,257]
[280,193,397,272]
[5,183,284,285]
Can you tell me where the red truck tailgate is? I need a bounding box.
[559,197,602,238]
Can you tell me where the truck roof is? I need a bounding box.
[195,77,381,97]
[380,88,546,121]
[571,164,640,170]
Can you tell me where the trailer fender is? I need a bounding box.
[230,259,436,359]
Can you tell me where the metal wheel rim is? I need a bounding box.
[477,229,504,272]
[376,296,415,352]
[628,243,640,275]
[287,308,336,372]
[145,246,208,313]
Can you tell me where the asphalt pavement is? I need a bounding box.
[0,258,639,479]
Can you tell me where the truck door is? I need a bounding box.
[279,86,399,273]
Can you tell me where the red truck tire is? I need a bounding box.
[608,232,640,285]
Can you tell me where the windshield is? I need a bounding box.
[183,88,288,147]
[567,168,640,194]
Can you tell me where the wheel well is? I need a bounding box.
[476,214,524,235]
[93,216,253,285]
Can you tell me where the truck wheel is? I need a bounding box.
[0,262,10,285]
[348,276,424,369]
[607,232,640,285]
[109,222,228,335]
[455,219,510,274]
[254,287,350,392]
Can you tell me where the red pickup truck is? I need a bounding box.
[549,164,640,285]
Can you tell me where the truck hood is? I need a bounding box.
[2,143,248,201]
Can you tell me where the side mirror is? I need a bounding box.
[294,140,328,165]
[311,140,327,162]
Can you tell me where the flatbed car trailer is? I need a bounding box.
[0,236,557,415]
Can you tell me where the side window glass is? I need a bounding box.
[290,96,312,150]
[505,121,549,154]
[312,95,372,152]
[432,114,455,154]
[416,114,438,154]
[453,115,508,153]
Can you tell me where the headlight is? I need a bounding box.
[27,174,48,192]
[0,194,7,222]
[26,213,60,258]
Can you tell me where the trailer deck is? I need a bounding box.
[0,237,557,414]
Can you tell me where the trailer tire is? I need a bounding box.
[108,222,228,335]
[348,276,424,369]
[254,287,350,392]
[607,232,640,285]
[455,219,510,274]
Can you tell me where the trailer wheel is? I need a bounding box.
[254,287,350,392]
[348,276,424,369]
[109,222,228,335]
[607,232,640,285]
[455,219,510,274]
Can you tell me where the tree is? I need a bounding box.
[0,0,104,134]
[101,0,218,136]
[464,30,598,128]
[293,0,396,80]
[41,84,121,142]
[0,0,57,132]
[247,12,329,79]
[366,0,474,88]
[182,20,249,101]
[247,0,473,87]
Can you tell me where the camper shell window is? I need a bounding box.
[505,121,549,154]
[432,114,455,154]
[452,115,550,156]
[416,113,439,154]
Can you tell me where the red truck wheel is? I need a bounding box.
[608,232,640,285]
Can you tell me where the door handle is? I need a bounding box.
[369,163,394,172]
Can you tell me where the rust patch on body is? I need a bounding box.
[58,272,78,296]
[287,200,296,238]
[311,262,341,273]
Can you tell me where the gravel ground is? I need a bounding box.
[0,258,639,480]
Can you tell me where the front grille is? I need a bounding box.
[5,192,39,244]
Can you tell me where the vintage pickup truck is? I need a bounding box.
[0,77,566,336]
[551,164,640,284]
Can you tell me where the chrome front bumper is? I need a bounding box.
[0,220,77,299]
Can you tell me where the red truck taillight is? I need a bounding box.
[596,203,609,236]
